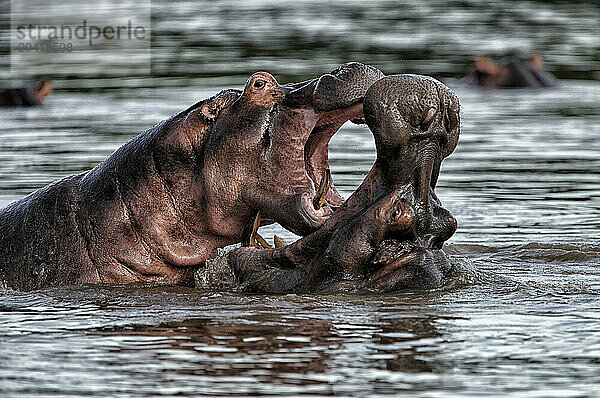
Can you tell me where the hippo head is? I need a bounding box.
[353,74,460,290]
[200,62,384,238]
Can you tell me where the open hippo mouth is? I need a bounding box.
[302,100,366,209]
[293,101,367,226]
[244,62,385,238]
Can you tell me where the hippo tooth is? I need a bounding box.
[255,233,272,249]
[274,235,287,248]
[249,211,262,248]
[313,169,331,210]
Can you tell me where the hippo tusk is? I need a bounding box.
[245,211,272,249]
[274,235,287,248]
[255,233,273,249]
[249,211,261,248]
[242,211,262,247]
[313,169,331,210]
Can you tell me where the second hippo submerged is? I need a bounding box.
[196,74,461,293]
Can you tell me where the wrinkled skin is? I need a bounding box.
[0,63,384,291]
[195,74,461,293]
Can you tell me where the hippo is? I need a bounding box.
[195,74,461,293]
[471,53,557,89]
[0,80,53,107]
[0,63,384,291]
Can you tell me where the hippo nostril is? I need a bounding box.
[272,87,290,101]
[418,206,458,249]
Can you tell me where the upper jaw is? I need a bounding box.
[282,62,385,111]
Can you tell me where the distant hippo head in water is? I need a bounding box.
[196,74,461,293]
[0,80,53,107]
[471,54,557,89]
[0,63,384,290]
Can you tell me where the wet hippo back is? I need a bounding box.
[0,175,94,290]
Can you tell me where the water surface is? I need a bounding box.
[1,1,599,396]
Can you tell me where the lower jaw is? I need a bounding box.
[295,194,332,234]
[358,248,452,293]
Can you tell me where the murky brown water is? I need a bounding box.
[1,1,600,396]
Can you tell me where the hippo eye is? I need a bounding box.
[253,80,266,89]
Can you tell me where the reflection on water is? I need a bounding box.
[2,282,599,396]
[1,0,600,396]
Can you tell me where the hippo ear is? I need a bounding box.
[200,91,239,121]
[169,91,240,149]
